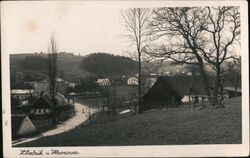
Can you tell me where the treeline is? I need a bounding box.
[20,55,49,74]
[80,53,138,76]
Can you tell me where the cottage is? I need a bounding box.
[127,76,138,86]
[30,91,67,115]
[11,89,34,100]
[11,114,37,139]
[142,76,184,111]
[97,78,111,86]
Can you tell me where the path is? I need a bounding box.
[12,101,98,146]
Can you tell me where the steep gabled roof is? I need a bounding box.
[161,76,208,95]
[142,75,209,100]
[161,76,185,97]
[11,115,26,134]
[142,76,184,99]
[33,93,53,109]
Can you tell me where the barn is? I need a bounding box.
[142,76,184,111]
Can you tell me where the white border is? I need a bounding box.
[1,1,249,157]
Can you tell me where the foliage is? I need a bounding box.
[20,55,49,74]
[80,53,138,76]
[75,76,101,93]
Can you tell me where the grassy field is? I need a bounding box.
[16,97,242,147]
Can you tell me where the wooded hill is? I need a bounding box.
[10,52,138,82]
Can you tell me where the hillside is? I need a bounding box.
[10,52,138,82]
[16,97,242,147]
[80,53,138,76]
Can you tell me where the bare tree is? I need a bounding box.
[225,57,241,97]
[48,35,58,124]
[147,7,240,100]
[200,7,240,99]
[121,8,151,113]
[147,7,212,97]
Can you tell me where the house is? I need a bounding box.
[224,86,241,98]
[11,114,37,139]
[30,91,67,115]
[11,89,34,100]
[97,78,111,86]
[127,76,138,86]
[31,77,67,96]
[142,76,184,111]
[142,76,210,111]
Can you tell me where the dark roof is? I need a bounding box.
[11,115,26,133]
[161,76,208,95]
[142,76,185,99]
[32,94,53,109]
[160,77,184,97]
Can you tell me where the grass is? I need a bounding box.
[15,97,242,147]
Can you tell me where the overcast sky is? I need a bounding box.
[2,1,243,57]
[2,1,138,56]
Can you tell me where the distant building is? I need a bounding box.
[11,89,34,100]
[68,82,76,88]
[224,86,241,98]
[97,78,111,86]
[127,76,138,86]
[31,77,67,96]
[11,114,37,139]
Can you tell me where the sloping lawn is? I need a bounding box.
[16,97,241,147]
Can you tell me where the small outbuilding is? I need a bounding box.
[11,115,37,139]
[224,86,241,98]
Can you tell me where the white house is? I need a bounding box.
[97,78,111,86]
[127,76,138,86]
[11,115,37,137]
[11,89,34,100]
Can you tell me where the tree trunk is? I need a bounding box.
[138,52,142,114]
[198,64,211,97]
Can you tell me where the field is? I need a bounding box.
[16,97,241,147]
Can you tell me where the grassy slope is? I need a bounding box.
[16,97,242,147]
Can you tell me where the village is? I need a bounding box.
[11,56,241,145]
[4,4,243,148]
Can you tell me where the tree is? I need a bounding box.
[147,7,240,100]
[225,57,241,97]
[121,8,151,113]
[147,7,212,97]
[48,35,58,124]
[200,7,240,99]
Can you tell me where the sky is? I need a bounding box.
[2,1,137,56]
[2,1,243,57]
